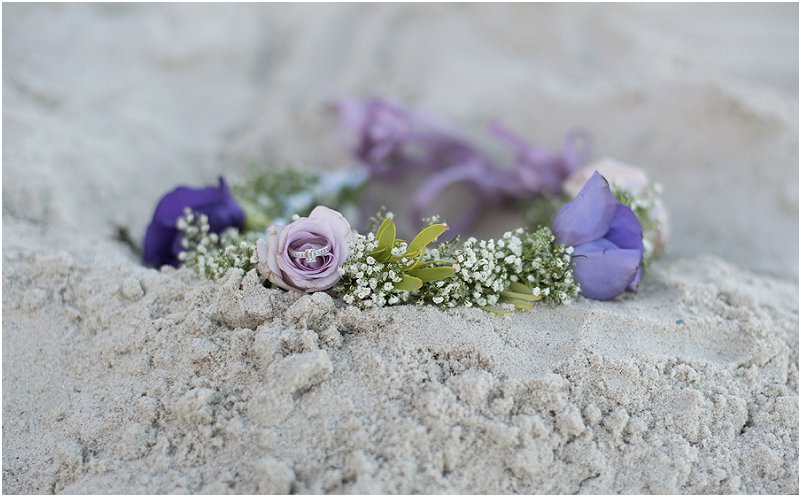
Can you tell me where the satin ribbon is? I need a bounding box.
[337,98,593,235]
[410,124,592,234]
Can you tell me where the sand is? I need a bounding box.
[3,3,798,494]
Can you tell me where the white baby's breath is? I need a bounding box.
[175,208,259,280]
[419,226,579,309]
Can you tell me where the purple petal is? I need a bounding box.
[571,239,641,300]
[143,177,244,267]
[143,223,181,267]
[552,171,617,247]
[605,204,644,252]
[152,177,224,226]
[201,178,245,233]
[627,266,643,292]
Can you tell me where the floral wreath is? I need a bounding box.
[142,98,668,312]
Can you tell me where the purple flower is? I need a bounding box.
[552,171,643,300]
[256,206,354,293]
[143,177,245,267]
[564,157,670,255]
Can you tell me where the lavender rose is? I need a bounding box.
[256,206,354,293]
[552,171,644,301]
[143,176,245,267]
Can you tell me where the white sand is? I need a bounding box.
[3,4,798,494]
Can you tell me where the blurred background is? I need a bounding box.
[3,3,798,280]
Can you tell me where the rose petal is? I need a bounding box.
[279,221,340,281]
[552,171,617,247]
[292,270,342,292]
[260,225,293,291]
[256,238,275,282]
[571,239,641,300]
[309,205,354,265]
[310,206,353,240]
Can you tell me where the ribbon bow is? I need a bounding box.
[337,98,592,235]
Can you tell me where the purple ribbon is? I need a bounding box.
[336,97,488,180]
[337,97,593,235]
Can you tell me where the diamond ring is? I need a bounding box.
[288,238,332,263]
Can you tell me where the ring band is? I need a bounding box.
[288,238,332,263]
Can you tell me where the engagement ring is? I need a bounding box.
[288,238,332,263]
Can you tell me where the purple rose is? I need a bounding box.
[256,206,354,293]
[552,171,644,300]
[143,176,245,267]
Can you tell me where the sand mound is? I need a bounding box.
[3,226,798,492]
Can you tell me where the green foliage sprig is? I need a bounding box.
[335,214,456,308]
[230,166,367,232]
[421,226,578,312]
[230,167,317,231]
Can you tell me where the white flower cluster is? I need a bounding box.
[176,208,258,280]
[335,225,578,311]
[423,227,578,308]
[424,235,510,308]
[514,227,578,305]
[334,233,412,308]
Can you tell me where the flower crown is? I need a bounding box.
[143,98,668,312]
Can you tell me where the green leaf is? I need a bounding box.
[414,259,455,267]
[406,224,448,255]
[399,251,426,270]
[507,281,532,294]
[375,217,396,251]
[372,246,391,263]
[407,266,456,282]
[500,291,543,303]
[393,275,423,291]
[239,198,271,232]
[499,296,534,310]
[479,306,515,315]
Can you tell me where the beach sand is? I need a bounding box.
[3,3,798,493]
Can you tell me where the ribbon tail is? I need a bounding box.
[487,121,532,151]
[411,161,490,233]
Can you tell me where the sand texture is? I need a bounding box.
[3,3,798,494]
